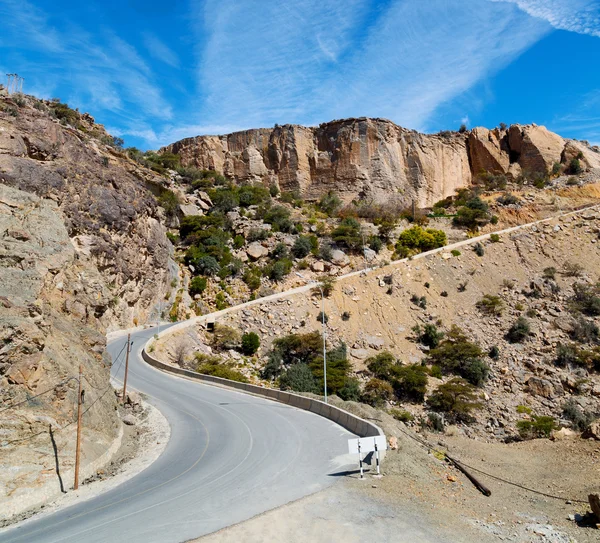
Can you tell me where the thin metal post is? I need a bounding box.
[122,334,131,405]
[358,439,364,479]
[320,286,327,404]
[74,364,83,490]
[375,440,381,475]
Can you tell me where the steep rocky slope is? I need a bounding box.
[162,118,600,207]
[157,205,600,441]
[0,94,174,329]
[0,93,174,519]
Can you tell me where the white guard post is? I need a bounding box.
[348,436,387,478]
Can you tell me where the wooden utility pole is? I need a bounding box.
[74,364,83,490]
[122,334,131,405]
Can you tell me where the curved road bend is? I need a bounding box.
[0,327,355,543]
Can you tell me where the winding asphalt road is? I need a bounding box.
[0,327,354,543]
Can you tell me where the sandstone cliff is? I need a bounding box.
[0,94,174,517]
[162,119,600,207]
[0,97,174,329]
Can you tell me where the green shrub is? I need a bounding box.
[292,236,313,258]
[488,345,500,359]
[211,324,241,351]
[427,412,445,432]
[196,255,220,276]
[426,378,482,423]
[569,158,583,175]
[390,364,429,403]
[265,258,292,281]
[369,236,383,253]
[396,225,446,256]
[260,205,294,232]
[318,191,342,216]
[279,363,318,393]
[315,275,336,297]
[271,332,320,365]
[166,231,179,245]
[506,316,531,343]
[451,249,461,257]
[516,405,532,414]
[241,332,260,355]
[426,326,488,386]
[242,267,262,291]
[362,378,394,407]
[570,282,600,316]
[517,416,556,439]
[316,311,328,324]
[366,352,396,378]
[570,316,599,343]
[473,242,485,257]
[270,242,289,260]
[562,399,596,432]
[331,217,362,251]
[233,234,245,249]
[196,355,248,382]
[238,185,270,207]
[189,276,207,296]
[247,228,270,242]
[158,190,180,218]
[543,267,557,279]
[497,193,520,206]
[337,378,361,402]
[476,294,504,316]
[410,294,427,309]
[389,409,414,423]
[490,233,500,243]
[453,197,491,229]
[212,188,239,212]
[412,323,444,348]
[341,311,351,321]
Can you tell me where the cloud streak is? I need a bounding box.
[196,0,551,132]
[491,0,600,38]
[0,0,172,121]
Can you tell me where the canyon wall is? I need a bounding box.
[163,118,600,207]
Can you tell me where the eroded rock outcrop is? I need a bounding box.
[0,98,174,329]
[163,119,600,206]
[0,185,119,518]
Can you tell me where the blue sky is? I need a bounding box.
[1,0,599,149]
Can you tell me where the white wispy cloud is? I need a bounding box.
[195,0,551,133]
[491,0,600,38]
[0,0,172,121]
[143,34,180,68]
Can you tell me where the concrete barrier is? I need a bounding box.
[142,347,386,456]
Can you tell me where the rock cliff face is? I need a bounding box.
[0,98,174,330]
[0,184,120,517]
[0,94,174,517]
[163,119,600,207]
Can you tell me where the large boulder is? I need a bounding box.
[527,376,555,399]
[330,249,349,267]
[246,242,269,261]
[582,421,600,441]
[508,124,564,173]
[468,127,510,174]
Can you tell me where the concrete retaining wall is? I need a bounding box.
[142,348,385,450]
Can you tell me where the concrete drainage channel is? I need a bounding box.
[141,343,386,459]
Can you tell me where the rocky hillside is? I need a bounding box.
[161,118,600,207]
[156,205,600,443]
[0,92,175,518]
